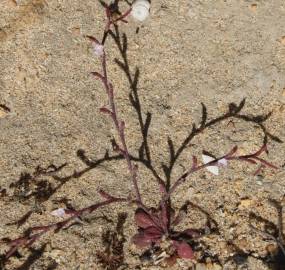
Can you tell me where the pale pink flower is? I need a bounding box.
[93,43,104,57]
[51,208,66,217]
[218,158,228,167]
[202,154,219,175]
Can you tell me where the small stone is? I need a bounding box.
[0,106,9,118]
[256,180,263,186]
[238,199,253,209]
[50,208,66,217]
[195,263,206,270]
[0,29,7,41]
[196,263,222,270]
[250,4,257,12]
[70,27,81,36]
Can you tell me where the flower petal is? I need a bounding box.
[92,43,104,56]
[202,154,219,175]
[218,158,228,167]
[50,208,66,217]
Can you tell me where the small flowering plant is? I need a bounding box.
[133,207,197,260]
[1,1,281,268]
[130,144,277,263]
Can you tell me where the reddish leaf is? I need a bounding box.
[90,72,105,81]
[159,204,169,230]
[143,226,162,239]
[226,145,238,157]
[159,183,166,193]
[132,227,162,248]
[100,107,113,116]
[253,144,267,156]
[132,233,150,248]
[172,209,186,226]
[135,209,157,229]
[254,157,279,169]
[172,241,194,259]
[86,35,99,44]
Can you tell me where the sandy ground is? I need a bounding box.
[0,0,285,269]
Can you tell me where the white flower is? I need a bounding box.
[51,208,66,217]
[202,154,219,175]
[131,0,150,22]
[202,155,228,175]
[93,43,104,57]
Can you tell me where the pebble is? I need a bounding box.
[195,263,222,270]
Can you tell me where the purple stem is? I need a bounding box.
[5,195,126,259]
[99,49,143,205]
[166,145,278,201]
